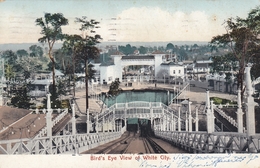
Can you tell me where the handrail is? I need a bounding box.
[214,106,238,128]
[0,131,123,154]
[169,82,189,105]
[34,108,69,138]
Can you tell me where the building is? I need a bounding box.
[92,50,186,85]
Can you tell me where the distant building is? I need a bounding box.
[89,50,187,84]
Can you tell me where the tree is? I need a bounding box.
[10,82,34,109]
[138,46,147,54]
[16,49,28,59]
[62,34,83,98]
[4,64,15,80]
[35,13,69,101]
[210,6,260,99]
[2,50,17,65]
[166,43,175,52]
[29,45,43,57]
[74,16,102,112]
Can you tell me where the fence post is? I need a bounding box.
[210,100,215,132]
[71,103,76,135]
[245,65,257,137]
[188,101,192,132]
[46,108,52,154]
[206,90,213,133]
[86,109,89,134]
[178,106,181,131]
[195,107,199,132]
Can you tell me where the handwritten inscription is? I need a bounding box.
[90,154,259,168]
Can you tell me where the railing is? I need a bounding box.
[214,106,238,128]
[155,130,260,153]
[169,82,189,104]
[32,108,69,138]
[0,131,123,154]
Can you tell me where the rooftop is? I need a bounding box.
[121,55,154,60]
[152,50,166,54]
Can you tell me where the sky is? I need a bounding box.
[0,0,260,44]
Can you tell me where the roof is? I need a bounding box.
[161,62,183,66]
[100,62,115,66]
[152,50,166,54]
[181,99,190,105]
[31,79,51,85]
[49,69,64,76]
[194,63,209,68]
[183,60,194,64]
[196,60,213,64]
[121,55,154,60]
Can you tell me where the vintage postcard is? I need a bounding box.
[0,0,260,167]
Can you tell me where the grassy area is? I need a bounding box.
[210,97,236,105]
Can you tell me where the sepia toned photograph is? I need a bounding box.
[0,0,260,167]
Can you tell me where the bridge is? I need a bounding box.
[0,66,260,154]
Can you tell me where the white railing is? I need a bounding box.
[0,131,123,154]
[33,108,69,138]
[155,130,260,153]
[52,109,69,126]
[214,106,238,128]
[169,82,189,104]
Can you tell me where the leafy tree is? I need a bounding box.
[62,34,83,98]
[138,46,147,54]
[107,78,122,96]
[4,64,15,80]
[211,53,238,73]
[166,43,175,52]
[10,82,34,109]
[74,16,101,111]
[16,49,28,59]
[29,45,44,57]
[118,44,136,55]
[158,46,165,52]
[178,49,188,61]
[35,13,69,101]
[210,6,260,98]
[1,50,17,65]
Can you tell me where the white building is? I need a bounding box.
[92,50,186,84]
[193,60,212,74]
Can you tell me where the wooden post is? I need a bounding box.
[195,107,199,132]
[236,90,244,133]
[86,109,89,134]
[47,93,51,109]
[245,66,257,136]
[206,90,213,133]
[188,101,192,132]
[210,100,215,132]
[178,106,181,131]
[71,103,76,135]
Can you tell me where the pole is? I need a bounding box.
[236,90,244,133]
[195,107,199,132]
[245,66,257,136]
[71,103,76,135]
[188,101,192,132]
[210,100,215,132]
[178,106,181,131]
[86,109,89,134]
[206,90,213,133]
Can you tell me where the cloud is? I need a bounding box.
[100,7,225,42]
